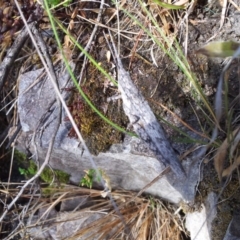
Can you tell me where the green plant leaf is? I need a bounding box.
[48,0,72,8]
[152,0,185,9]
[80,169,96,188]
[18,167,28,175]
[196,41,240,58]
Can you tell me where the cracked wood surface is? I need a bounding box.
[110,36,186,179]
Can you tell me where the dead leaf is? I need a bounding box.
[218,0,224,7]
[222,155,240,177]
[229,129,240,157]
[214,127,240,181]
[3,6,13,15]
[71,7,78,19]
[106,50,111,63]
[214,138,229,182]
[69,19,74,31]
[62,35,73,62]
[196,41,240,58]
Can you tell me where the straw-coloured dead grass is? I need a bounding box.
[0,183,188,239]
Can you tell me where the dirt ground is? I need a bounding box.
[120,2,240,238]
[1,0,240,239]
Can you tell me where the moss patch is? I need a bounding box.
[66,61,129,155]
[18,159,70,184]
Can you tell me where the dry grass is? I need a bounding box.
[0,182,187,239]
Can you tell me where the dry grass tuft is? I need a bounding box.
[0,183,187,239]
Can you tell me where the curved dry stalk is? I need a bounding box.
[219,0,228,30]
[0,120,60,223]
[149,98,210,141]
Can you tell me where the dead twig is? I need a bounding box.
[135,166,171,197]
[0,23,34,91]
[77,0,105,59]
[219,0,228,30]
[148,98,210,141]
[0,115,60,222]
[229,0,240,11]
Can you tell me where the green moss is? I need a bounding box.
[18,159,70,184]
[79,169,96,189]
[14,149,27,163]
[67,63,129,154]
[41,168,70,184]
[41,185,64,196]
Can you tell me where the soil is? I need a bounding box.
[1,0,240,239]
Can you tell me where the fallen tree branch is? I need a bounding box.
[108,31,186,179]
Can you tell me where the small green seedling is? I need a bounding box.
[149,196,157,210]
[19,167,29,176]
[48,0,72,8]
[152,0,185,9]
[18,160,37,178]
[80,169,96,189]
[79,169,109,190]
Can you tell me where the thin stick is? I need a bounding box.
[0,117,60,222]
[135,166,171,197]
[0,24,33,91]
[219,0,228,30]
[77,0,105,59]
[229,0,240,11]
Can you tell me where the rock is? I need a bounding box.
[27,203,109,240]
[223,210,240,240]
[16,68,202,205]
[55,211,107,240]
[185,192,217,240]
[17,67,73,146]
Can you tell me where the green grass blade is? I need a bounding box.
[152,0,185,9]
[43,0,136,137]
[119,0,216,123]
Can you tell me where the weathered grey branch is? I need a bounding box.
[0,23,34,91]
[109,33,185,179]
